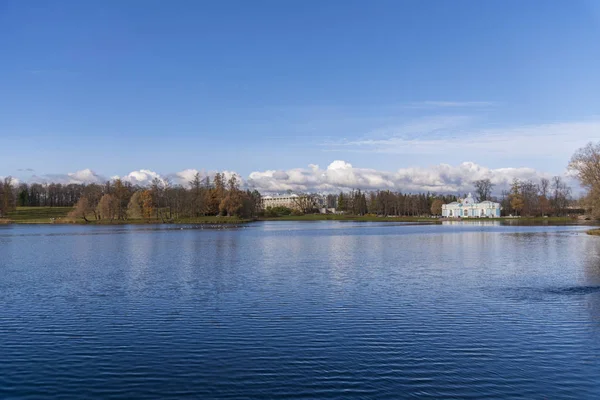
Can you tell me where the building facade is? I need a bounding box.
[261,193,328,211]
[441,193,501,218]
[262,194,302,210]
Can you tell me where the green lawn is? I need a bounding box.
[7,207,73,223]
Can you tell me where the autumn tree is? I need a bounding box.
[205,173,225,216]
[68,196,94,222]
[219,175,244,216]
[431,199,443,216]
[96,194,118,221]
[509,179,524,216]
[127,191,143,219]
[83,184,103,219]
[149,177,175,221]
[112,178,131,220]
[189,172,205,217]
[140,190,154,219]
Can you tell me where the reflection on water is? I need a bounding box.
[443,220,503,226]
[1,222,600,399]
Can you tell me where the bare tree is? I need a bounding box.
[551,176,571,216]
[569,142,600,218]
[473,179,494,202]
[0,176,16,217]
[569,142,600,189]
[520,180,539,216]
[292,194,318,214]
[189,172,205,217]
[539,178,550,217]
[68,196,93,222]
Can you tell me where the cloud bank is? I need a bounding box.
[20,160,567,195]
[31,169,106,185]
[247,160,552,193]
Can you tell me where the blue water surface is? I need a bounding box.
[1,221,600,399]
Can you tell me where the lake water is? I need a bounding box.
[2,221,600,399]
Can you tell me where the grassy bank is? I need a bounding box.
[6,206,73,223]
[69,216,252,225]
[3,207,251,225]
[260,214,440,223]
[450,216,583,224]
[260,214,595,225]
[587,229,600,236]
[3,207,595,227]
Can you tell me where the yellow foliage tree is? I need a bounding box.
[430,199,443,216]
[140,190,154,219]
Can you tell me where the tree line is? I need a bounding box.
[0,168,582,220]
[498,176,573,217]
[332,190,458,216]
[0,173,263,221]
[326,176,574,218]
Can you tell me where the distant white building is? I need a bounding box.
[262,194,302,210]
[262,193,327,211]
[442,193,501,218]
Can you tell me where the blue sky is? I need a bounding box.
[1,0,600,192]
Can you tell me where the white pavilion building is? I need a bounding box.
[441,193,501,218]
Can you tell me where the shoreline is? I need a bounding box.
[2,214,598,227]
[2,207,597,227]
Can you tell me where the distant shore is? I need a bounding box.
[1,207,597,227]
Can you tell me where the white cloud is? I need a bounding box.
[172,169,204,185]
[118,169,245,188]
[67,169,105,184]
[120,169,163,186]
[247,160,557,194]
[0,176,20,186]
[20,160,575,195]
[29,169,106,185]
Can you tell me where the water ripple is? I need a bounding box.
[1,222,600,399]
